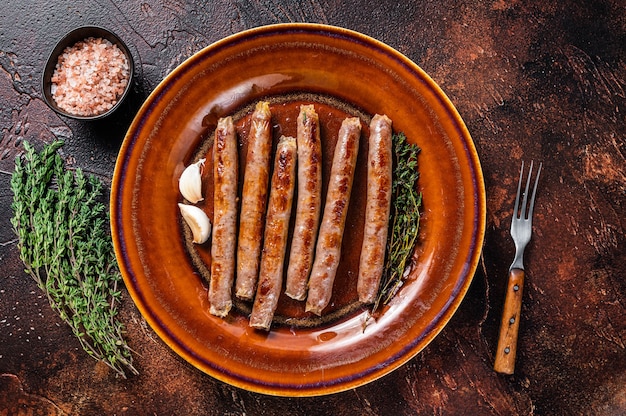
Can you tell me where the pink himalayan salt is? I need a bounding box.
[51,37,130,116]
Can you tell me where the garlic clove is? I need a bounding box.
[179,158,205,203]
[178,203,211,244]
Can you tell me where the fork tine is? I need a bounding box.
[527,162,542,220]
[521,160,534,219]
[513,160,524,221]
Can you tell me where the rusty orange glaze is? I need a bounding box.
[110,23,485,396]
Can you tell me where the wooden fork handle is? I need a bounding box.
[494,268,525,374]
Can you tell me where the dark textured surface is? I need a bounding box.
[1,0,624,414]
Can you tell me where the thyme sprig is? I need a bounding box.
[10,141,137,378]
[373,132,422,312]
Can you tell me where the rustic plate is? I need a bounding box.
[111,23,485,396]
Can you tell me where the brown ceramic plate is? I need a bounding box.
[111,23,485,396]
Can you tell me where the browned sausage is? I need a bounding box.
[235,101,272,301]
[305,117,361,315]
[285,105,323,301]
[209,116,238,317]
[357,114,393,303]
[249,135,297,330]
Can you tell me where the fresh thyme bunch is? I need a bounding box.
[10,141,137,378]
[373,132,422,311]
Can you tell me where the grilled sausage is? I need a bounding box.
[305,117,361,315]
[285,105,323,300]
[357,114,393,303]
[235,101,273,301]
[249,136,297,330]
[209,116,238,317]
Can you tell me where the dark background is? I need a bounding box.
[1,0,624,414]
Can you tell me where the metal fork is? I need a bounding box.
[494,161,542,374]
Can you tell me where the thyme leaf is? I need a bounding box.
[10,141,137,378]
[373,132,422,312]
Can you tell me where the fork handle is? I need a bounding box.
[494,268,524,374]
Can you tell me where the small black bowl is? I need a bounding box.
[42,26,134,121]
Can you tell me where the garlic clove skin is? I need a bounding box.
[179,158,205,203]
[178,203,211,244]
